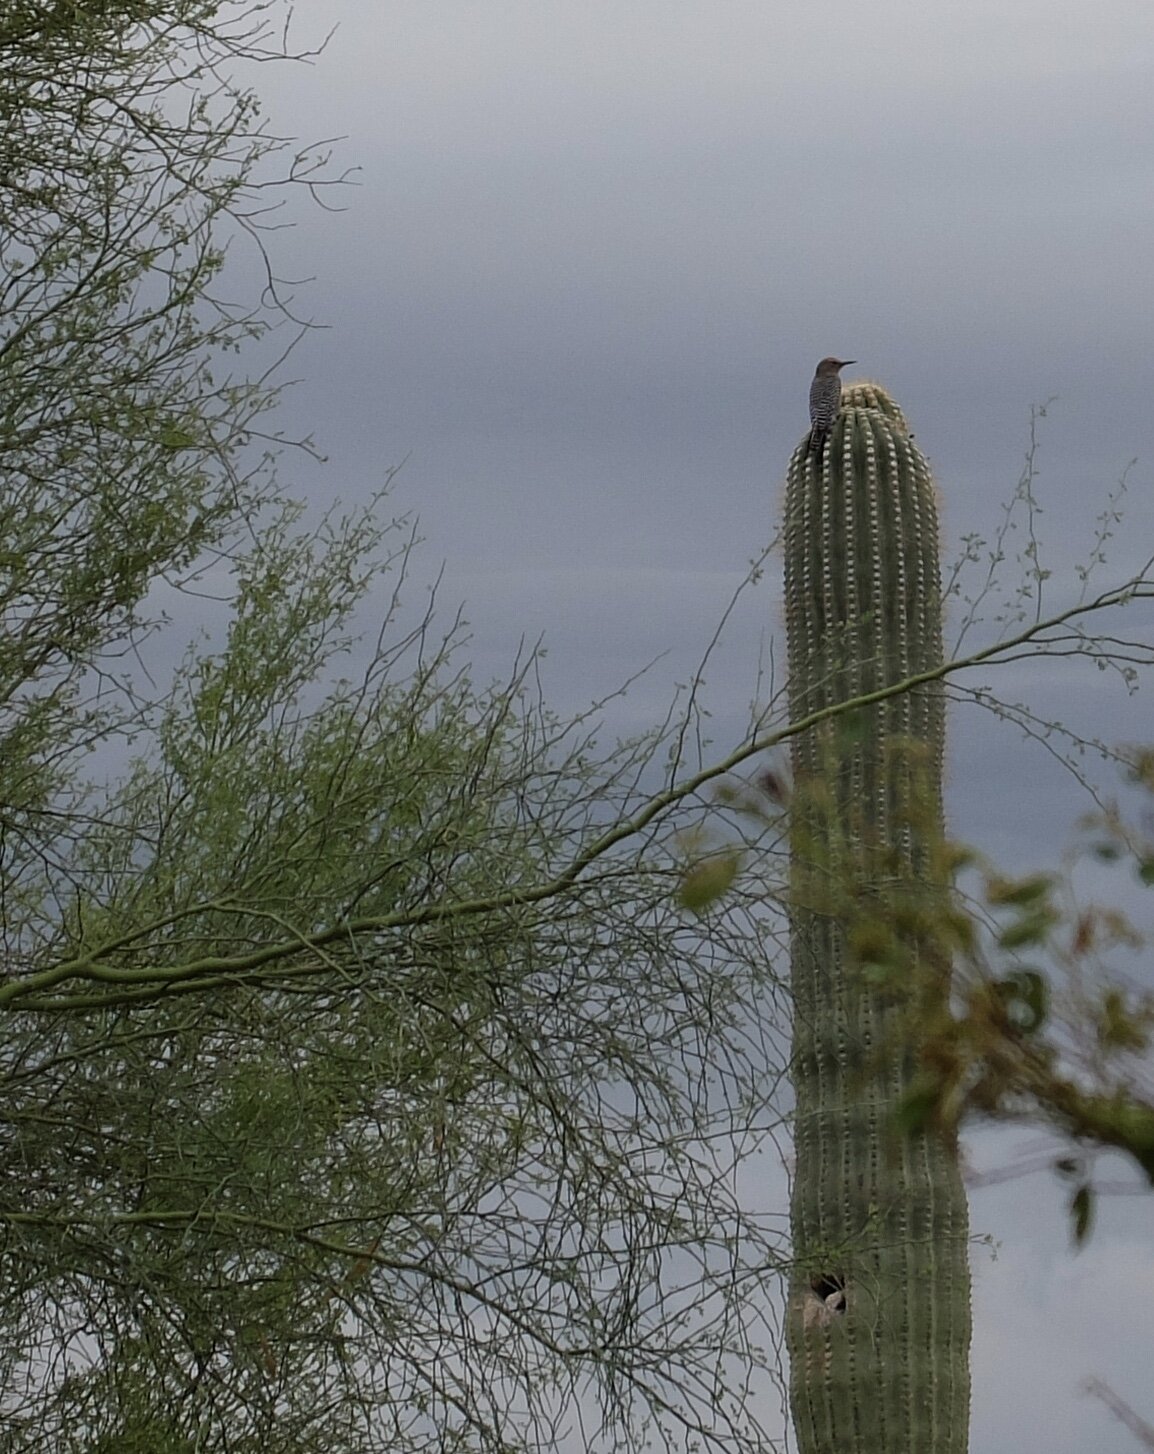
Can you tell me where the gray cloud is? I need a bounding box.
[242,4,1154,1445]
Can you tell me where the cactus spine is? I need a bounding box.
[783,386,971,1453]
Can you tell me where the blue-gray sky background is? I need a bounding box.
[235,4,1154,1447]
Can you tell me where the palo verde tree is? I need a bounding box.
[0,6,796,1452]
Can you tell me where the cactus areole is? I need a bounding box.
[783,386,971,1453]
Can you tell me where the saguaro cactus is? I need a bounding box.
[783,384,971,1453]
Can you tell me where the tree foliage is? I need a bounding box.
[0,7,794,1450]
[889,756,1154,1238]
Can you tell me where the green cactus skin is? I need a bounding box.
[783,386,971,1454]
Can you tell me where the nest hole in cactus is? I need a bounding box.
[811,1272,847,1315]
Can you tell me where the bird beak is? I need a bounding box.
[841,360,856,367]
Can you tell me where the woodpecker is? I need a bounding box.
[807,356,855,455]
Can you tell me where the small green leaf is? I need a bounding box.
[1099,1101,1154,1182]
[849,920,897,960]
[995,969,1049,1033]
[986,873,1052,907]
[859,959,903,989]
[893,1083,939,1136]
[1096,988,1151,1053]
[1138,858,1154,887]
[677,851,741,913]
[940,842,977,875]
[1070,1183,1094,1246]
[997,911,1056,950]
[160,425,198,450]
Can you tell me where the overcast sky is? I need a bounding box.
[240,3,1154,1447]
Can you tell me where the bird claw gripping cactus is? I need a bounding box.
[784,381,972,1454]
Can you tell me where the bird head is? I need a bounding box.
[816,356,855,375]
